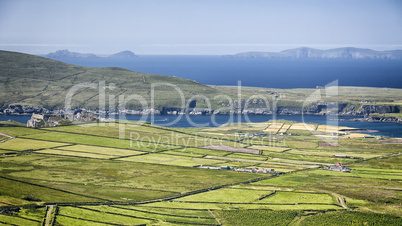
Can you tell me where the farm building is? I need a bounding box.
[195,165,221,170]
[328,163,351,172]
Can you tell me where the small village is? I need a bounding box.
[196,165,276,174]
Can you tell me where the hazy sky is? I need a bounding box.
[0,0,402,55]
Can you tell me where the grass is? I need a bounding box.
[370,112,402,119]
[175,188,275,203]
[174,188,336,205]
[0,50,221,110]
[1,50,402,224]
[161,149,206,158]
[0,176,101,203]
[257,191,336,204]
[83,205,218,225]
[19,207,46,222]
[215,209,300,226]
[300,211,402,225]
[0,195,32,206]
[263,151,345,164]
[118,153,227,167]
[285,149,384,159]
[0,138,67,151]
[178,147,236,157]
[58,144,146,156]
[43,123,197,147]
[0,154,261,194]
[351,154,402,170]
[225,153,268,161]
[0,127,46,137]
[56,215,107,226]
[58,206,152,225]
[311,168,402,180]
[119,205,214,218]
[36,149,118,159]
[251,146,291,152]
[141,201,342,211]
[0,150,14,155]
[21,131,178,152]
[285,140,318,149]
[1,119,402,223]
[252,168,402,216]
[0,213,41,226]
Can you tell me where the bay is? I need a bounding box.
[56,56,402,89]
[1,114,401,138]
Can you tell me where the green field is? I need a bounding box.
[118,152,228,167]
[299,211,402,225]
[215,210,300,226]
[0,120,401,224]
[0,138,67,151]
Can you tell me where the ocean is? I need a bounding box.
[3,56,401,136]
[2,114,402,137]
[55,56,402,88]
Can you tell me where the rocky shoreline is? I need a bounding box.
[1,104,401,124]
[334,117,402,123]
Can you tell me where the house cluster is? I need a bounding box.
[196,165,276,174]
[333,154,361,159]
[237,167,275,173]
[237,131,266,138]
[330,132,347,136]
[328,162,351,173]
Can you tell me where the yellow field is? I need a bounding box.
[264,123,283,133]
[279,124,291,133]
[36,149,116,159]
[289,123,316,131]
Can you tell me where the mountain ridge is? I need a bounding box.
[225,47,402,59]
[46,49,138,59]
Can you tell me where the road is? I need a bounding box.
[334,194,348,209]
[45,205,55,226]
[0,132,14,143]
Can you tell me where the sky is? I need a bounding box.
[0,0,402,55]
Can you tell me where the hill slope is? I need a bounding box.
[0,50,219,110]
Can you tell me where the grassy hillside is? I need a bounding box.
[1,50,401,114]
[0,50,219,110]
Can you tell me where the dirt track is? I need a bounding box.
[0,132,14,143]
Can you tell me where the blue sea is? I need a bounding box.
[55,56,402,88]
[3,56,401,136]
[2,114,402,137]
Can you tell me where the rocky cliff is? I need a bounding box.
[27,114,71,128]
[3,102,400,118]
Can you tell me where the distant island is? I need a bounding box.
[46,49,138,59]
[225,47,402,59]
